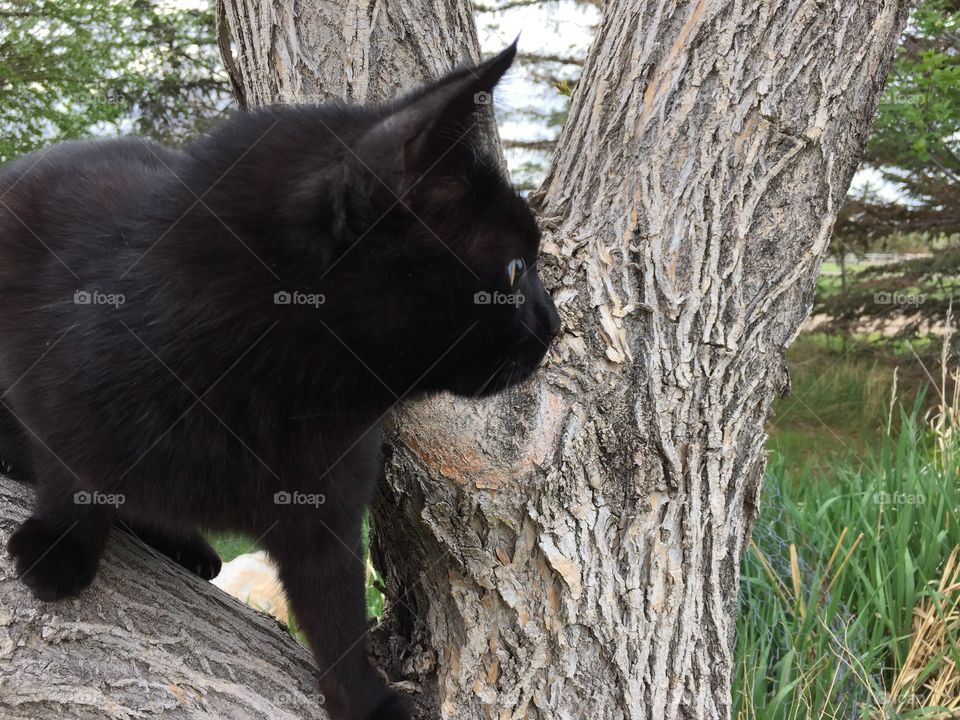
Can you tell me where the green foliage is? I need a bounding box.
[836,0,960,247]
[0,0,228,162]
[736,404,960,718]
[551,78,573,96]
[363,514,385,619]
[867,1,960,175]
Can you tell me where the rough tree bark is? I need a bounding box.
[216,0,504,160]
[221,0,913,718]
[0,0,913,718]
[0,476,324,719]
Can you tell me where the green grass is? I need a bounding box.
[819,261,876,276]
[206,531,254,564]
[767,329,951,474]
[735,401,960,718]
[768,334,899,474]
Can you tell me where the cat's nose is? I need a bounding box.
[541,298,561,337]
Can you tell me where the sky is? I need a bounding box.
[477,0,599,187]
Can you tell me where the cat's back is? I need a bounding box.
[0,136,182,210]
[0,137,183,275]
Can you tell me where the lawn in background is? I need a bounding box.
[736,399,960,718]
[737,322,960,718]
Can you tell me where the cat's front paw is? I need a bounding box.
[163,534,222,580]
[119,525,222,580]
[367,691,411,720]
[7,517,100,601]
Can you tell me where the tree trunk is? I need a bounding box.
[0,476,327,720]
[222,0,912,718]
[374,4,912,715]
[216,0,504,160]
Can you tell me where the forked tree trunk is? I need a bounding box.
[222,0,911,718]
[0,1,911,719]
[222,0,913,717]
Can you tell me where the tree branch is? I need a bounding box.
[0,476,327,720]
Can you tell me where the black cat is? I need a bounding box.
[0,42,558,720]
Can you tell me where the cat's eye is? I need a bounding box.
[506,258,525,292]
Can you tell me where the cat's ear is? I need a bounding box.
[353,41,517,203]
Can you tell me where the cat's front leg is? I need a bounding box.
[7,466,114,601]
[117,521,221,580]
[264,514,409,720]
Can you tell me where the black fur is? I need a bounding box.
[0,43,558,720]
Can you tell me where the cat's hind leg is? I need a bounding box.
[117,521,221,580]
[264,514,409,720]
[7,467,114,601]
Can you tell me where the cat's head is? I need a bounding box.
[287,43,560,402]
